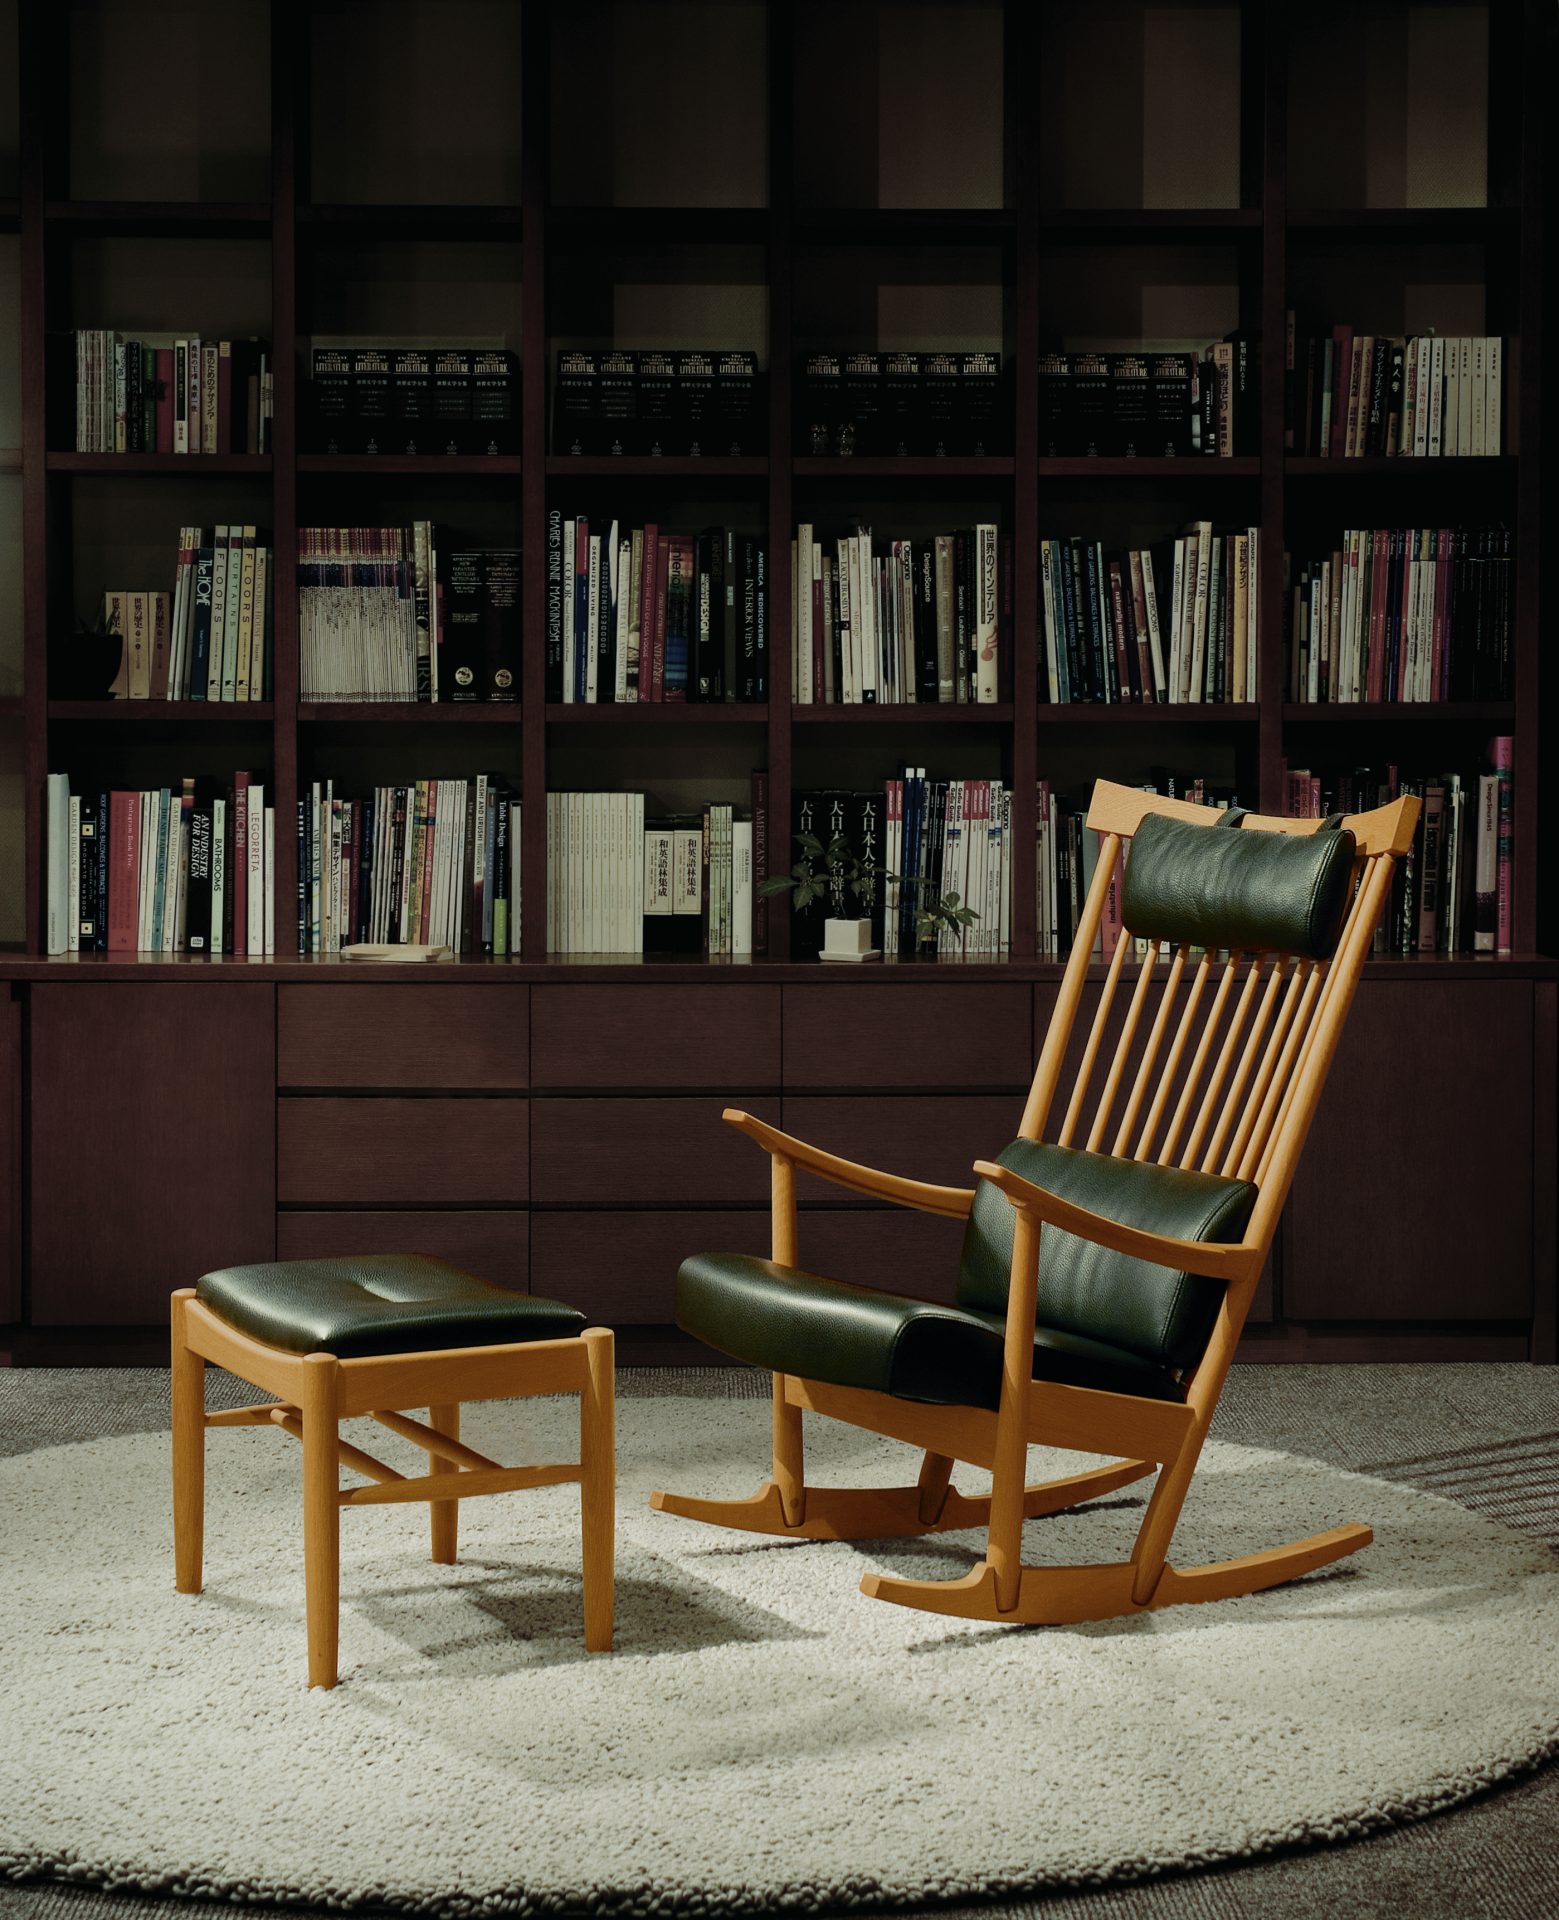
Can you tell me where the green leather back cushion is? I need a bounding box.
[1122,813,1357,959]
[957,1139,1255,1372]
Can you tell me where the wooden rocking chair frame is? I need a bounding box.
[652,778,1420,1625]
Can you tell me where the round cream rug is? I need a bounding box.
[2,1394,1557,1913]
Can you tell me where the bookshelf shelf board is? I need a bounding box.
[1282,702,1517,724]
[297,703,523,725]
[545,704,767,725]
[298,202,523,238]
[544,456,768,478]
[47,701,276,722]
[793,207,1015,244]
[296,454,523,476]
[44,199,272,236]
[1038,703,1259,725]
[0,448,20,471]
[793,456,1014,478]
[1036,207,1260,240]
[548,205,769,244]
[1284,456,1517,478]
[793,703,1015,725]
[1287,207,1518,239]
[45,453,273,476]
[1036,458,1259,479]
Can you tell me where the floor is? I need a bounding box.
[1,1363,1556,1920]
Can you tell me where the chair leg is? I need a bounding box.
[1129,1427,1207,1604]
[170,1288,205,1595]
[429,1404,460,1565]
[916,1450,955,1525]
[772,1372,806,1526]
[579,1327,615,1653]
[300,1353,341,1690]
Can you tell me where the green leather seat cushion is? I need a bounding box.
[676,1254,1187,1409]
[1122,811,1357,959]
[197,1253,586,1358]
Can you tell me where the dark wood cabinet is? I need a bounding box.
[530,1211,770,1322]
[1286,981,1534,1321]
[784,986,1032,1090]
[782,1095,1022,1205]
[530,987,780,1089]
[29,985,276,1324]
[279,986,528,1090]
[0,990,20,1324]
[530,1095,781,1205]
[278,1097,528,1205]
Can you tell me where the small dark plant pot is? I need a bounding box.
[51,630,125,700]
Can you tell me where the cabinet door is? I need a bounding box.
[30,985,276,1324]
[1286,981,1533,1320]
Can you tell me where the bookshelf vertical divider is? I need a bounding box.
[764,2,795,962]
[1510,0,1545,955]
[1007,0,1040,959]
[519,3,552,964]
[1254,0,1287,814]
[270,5,302,959]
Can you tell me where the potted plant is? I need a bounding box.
[760,829,979,962]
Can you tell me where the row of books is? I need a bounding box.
[1039,341,1255,459]
[72,332,272,454]
[546,792,759,958]
[792,523,1005,705]
[553,349,761,458]
[44,772,274,956]
[1041,526,1259,706]
[98,526,273,703]
[1285,325,1503,459]
[801,351,1005,458]
[311,347,519,457]
[299,777,519,956]
[547,515,768,703]
[1285,526,1513,704]
[298,524,521,704]
[1284,742,1514,955]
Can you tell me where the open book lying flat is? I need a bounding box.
[340,943,453,963]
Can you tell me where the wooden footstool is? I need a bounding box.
[171,1254,614,1687]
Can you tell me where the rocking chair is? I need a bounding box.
[651,778,1420,1625]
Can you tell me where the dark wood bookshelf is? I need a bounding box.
[44,452,273,475]
[47,701,277,722]
[1283,702,1518,724]
[44,199,272,236]
[296,454,523,476]
[545,704,765,725]
[5,0,1547,968]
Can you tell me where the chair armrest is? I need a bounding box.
[970,1159,1260,1285]
[724,1110,975,1219]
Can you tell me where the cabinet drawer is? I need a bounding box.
[279,1098,527,1204]
[279,986,527,1089]
[529,1096,780,1205]
[277,1210,529,1296]
[784,985,1031,1089]
[531,1211,769,1322]
[782,1096,1019,1207]
[530,986,780,1088]
[796,1209,968,1305]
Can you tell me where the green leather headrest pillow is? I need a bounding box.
[1121,812,1358,960]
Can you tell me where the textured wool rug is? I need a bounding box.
[3,1394,1558,1916]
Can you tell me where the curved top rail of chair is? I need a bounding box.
[1086,777,1420,858]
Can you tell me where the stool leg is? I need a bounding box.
[171,1288,205,1595]
[579,1328,615,1653]
[300,1353,341,1690]
[429,1403,460,1564]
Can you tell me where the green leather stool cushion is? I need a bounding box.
[675,1253,1186,1410]
[197,1254,586,1359]
[959,1139,1255,1372]
[1123,811,1357,959]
